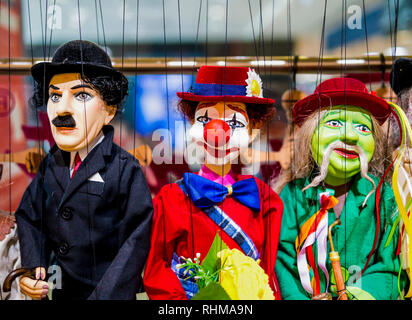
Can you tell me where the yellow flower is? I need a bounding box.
[217,248,274,300]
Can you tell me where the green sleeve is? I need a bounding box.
[275,182,311,300]
[360,183,404,300]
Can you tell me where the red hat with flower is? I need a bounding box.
[293,77,391,127]
[177,66,274,105]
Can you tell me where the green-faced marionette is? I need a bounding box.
[275,77,409,300]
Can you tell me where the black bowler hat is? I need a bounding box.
[390,57,412,95]
[31,40,126,85]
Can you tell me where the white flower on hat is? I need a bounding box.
[245,68,263,98]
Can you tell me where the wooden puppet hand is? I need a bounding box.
[127,144,152,167]
[403,147,412,175]
[19,267,48,300]
[393,146,412,176]
[24,149,46,174]
[273,139,293,170]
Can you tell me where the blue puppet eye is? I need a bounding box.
[196,116,210,124]
[226,119,245,129]
[325,120,342,128]
[355,124,371,134]
[75,92,93,102]
[49,93,61,103]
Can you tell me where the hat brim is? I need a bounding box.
[176,92,275,105]
[31,62,126,85]
[293,90,391,126]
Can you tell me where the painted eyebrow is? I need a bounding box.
[358,113,372,124]
[49,84,60,90]
[226,104,248,118]
[324,110,342,118]
[70,84,93,90]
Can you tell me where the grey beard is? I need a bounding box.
[390,105,412,148]
[303,141,375,207]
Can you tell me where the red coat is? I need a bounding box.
[143,173,284,300]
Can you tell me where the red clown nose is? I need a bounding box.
[203,119,231,147]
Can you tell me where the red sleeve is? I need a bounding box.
[143,186,188,300]
[258,180,284,300]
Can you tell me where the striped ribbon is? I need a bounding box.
[388,102,412,298]
[295,193,338,296]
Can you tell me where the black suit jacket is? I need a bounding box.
[15,125,153,299]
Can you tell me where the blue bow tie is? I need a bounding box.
[182,172,261,212]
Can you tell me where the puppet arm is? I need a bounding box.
[358,183,405,300]
[88,161,153,300]
[14,158,50,273]
[14,158,51,299]
[258,179,284,299]
[275,182,312,300]
[143,188,188,300]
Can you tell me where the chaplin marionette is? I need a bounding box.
[143,66,284,300]
[6,40,153,300]
[275,77,403,300]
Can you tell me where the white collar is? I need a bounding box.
[70,132,105,169]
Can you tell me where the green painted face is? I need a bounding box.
[310,105,375,186]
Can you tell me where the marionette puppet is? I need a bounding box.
[240,89,307,180]
[143,66,284,300]
[390,58,412,297]
[390,58,412,172]
[275,77,406,300]
[4,40,153,300]
[275,89,307,174]
[0,165,29,300]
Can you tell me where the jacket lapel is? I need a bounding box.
[47,145,70,195]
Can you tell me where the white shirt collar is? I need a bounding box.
[70,132,105,170]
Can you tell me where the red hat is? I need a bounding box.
[177,66,274,105]
[293,77,391,127]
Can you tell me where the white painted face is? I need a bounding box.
[186,101,250,165]
[47,73,115,152]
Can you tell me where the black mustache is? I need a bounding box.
[52,115,76,128]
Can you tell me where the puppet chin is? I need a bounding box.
[52,127,83,152]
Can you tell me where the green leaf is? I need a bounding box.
[191,282,231,300]
[346,286,376,300]
[201,231,229,273]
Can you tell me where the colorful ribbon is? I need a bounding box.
[295,193,338,296]
[388,102,412,298]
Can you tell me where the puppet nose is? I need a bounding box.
[203,119,231,147]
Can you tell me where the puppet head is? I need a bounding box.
[30,40,128,152]
[390,58,412,147]
[177,66,275,170]
[274,77,391,194]
[281,88,307,123]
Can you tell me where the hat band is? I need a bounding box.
[193,83,246,97]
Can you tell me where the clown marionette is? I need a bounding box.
[143,66,284,300]
[5,40,153,300]
[275,77,404,300]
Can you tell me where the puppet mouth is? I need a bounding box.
[333,148,359,159]
[56,127,77,134]
[202,142,238,158]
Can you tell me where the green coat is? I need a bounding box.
[275,173,402,300]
